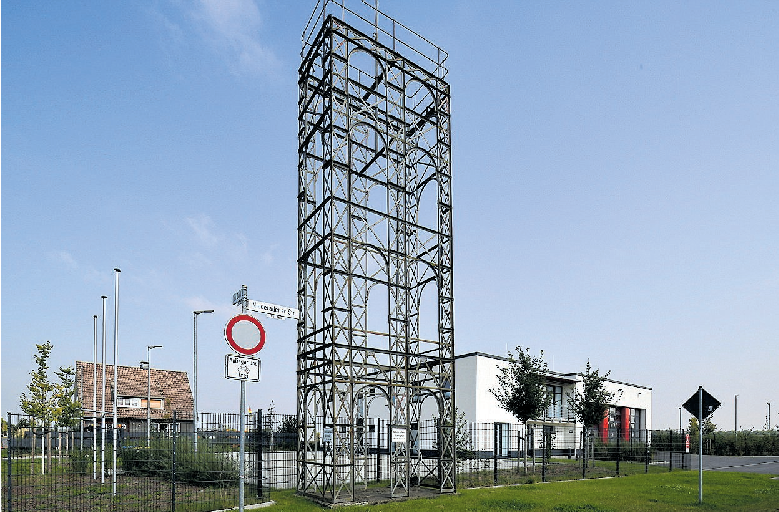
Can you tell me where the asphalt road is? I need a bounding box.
[689,455,779,475]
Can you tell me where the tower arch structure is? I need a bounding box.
[297,1,454,503]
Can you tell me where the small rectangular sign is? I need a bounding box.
[225,354,261,382]
[322,427,333,444]
[391,427,406,443]
[232,288,247,306]
[247,300,300,320]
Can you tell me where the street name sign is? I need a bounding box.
[247,300,300,320]
[232,287,247,306]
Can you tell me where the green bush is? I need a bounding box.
[709,430,779,456]
[120,439,238,487]
[651,428,779,456]
[68,448,92,474]
[591,439,648,462]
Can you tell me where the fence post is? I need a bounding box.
[645,434,650,474]
[7,413,12,512]
[171,412,177,512]
[617,422,622,476]
[669,429,673,472]
[541,430,546,483]
[493,423,498,485]
[257,410,263,499]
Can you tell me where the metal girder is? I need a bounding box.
[298,2,454,503]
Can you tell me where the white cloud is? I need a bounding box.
[183,296,238,320]
[180,251,213,269]
[54,250,79,269]
[260,243,278,265]
[50,251,106,283]
[186,214,219,247]
[188,0,278,76]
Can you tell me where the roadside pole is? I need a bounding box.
[682,386,720,506]
[698,387,703,504]
[225,285,299,512]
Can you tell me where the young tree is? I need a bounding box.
[20,341,56,473]
[54,366,81,428]
[20,341,82,470]
[567,360,615,469]
[20,341,56,425]
[489,347,551,470]
[688,416,716,454]
[20,342,81,427]
[567,360,615,430]
[453,407,474,460]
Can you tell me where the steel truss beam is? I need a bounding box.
[298,3,454,503]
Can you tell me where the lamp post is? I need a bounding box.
[193,310,214,452]
[769,402,772,430]
[144,345,162,447]
[734,395,738,436]
[679,407,682,432]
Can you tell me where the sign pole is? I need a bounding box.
[682,386,719,506]
[225,285,298,512]
[239,380,246,512]
[239,286,247,512]
[698,386,703,504]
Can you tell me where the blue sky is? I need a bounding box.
[3,1,777,431]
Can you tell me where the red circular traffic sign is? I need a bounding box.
[224,314,266,355]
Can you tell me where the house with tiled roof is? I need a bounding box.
[75,361,194,433]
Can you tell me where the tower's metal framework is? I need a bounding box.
[297,1,454,503]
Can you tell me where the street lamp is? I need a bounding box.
[768,402,772,430]
[143,345,162,446]
[193,310,214,451]
[734,395,738,436]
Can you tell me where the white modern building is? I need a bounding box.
[454,352,651,453]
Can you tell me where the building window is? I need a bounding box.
[546,385,563,419]
[117,396,164,410]
[116,397,142,408]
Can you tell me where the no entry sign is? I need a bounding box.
[224,314,266,355]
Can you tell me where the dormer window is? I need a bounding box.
[117,396,164,410]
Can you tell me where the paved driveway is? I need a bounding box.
[689,455,779,475]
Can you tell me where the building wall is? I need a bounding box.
[454,352,652,441]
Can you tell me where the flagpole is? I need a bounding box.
[112,268,121,496]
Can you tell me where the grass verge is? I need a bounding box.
[270,471,779,511]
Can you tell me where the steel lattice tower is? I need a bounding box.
[297,1,454,503]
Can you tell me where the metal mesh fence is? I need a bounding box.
[457,424,690,488]
[4,411,694,510]
[2,411,269,512]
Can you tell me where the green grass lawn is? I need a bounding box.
[269,472,779,511]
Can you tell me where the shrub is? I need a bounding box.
[68,448,92,474]
[120,439,238,487]
[709,430,779,456]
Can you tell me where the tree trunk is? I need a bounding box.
[47,428,52,473]
[31,430,36,475]
[523,423,528,474]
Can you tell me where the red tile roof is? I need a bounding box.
[76,361,193,420]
